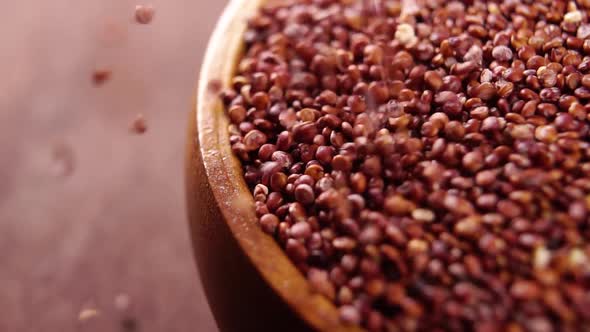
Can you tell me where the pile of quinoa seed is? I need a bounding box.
[222,0,590,331]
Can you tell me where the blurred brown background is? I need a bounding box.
[0,1,228,331]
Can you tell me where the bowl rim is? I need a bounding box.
[193,0,365,331]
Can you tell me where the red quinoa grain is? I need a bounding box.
[224,0,590,330]
[92,69,111,85]
[130,114,147,134]
[134,5,154,25]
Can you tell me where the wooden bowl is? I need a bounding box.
[185,0,365,331]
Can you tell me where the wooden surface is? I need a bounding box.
[0,1,224,331]
[187,1,365,331]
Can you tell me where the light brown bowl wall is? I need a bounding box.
[185,0,366,331]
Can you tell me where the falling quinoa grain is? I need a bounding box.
[135,5,154,25]
[130,114,147,134]
[92,69,111,86]
[78,308,100,322]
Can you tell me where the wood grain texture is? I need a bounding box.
[186,1,366,331]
